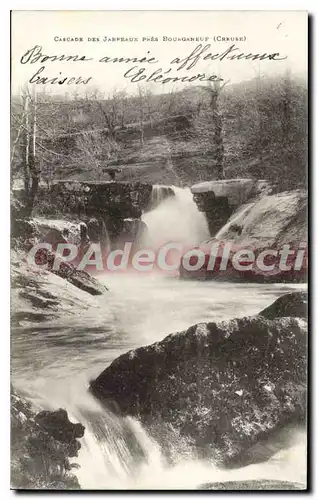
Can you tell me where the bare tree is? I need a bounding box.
[196,80,228,180]
[13,86,40,216]
[207,80,227,180]
[27,87,39,213]
[21,92,30,193]
[281,68,292,149]
[84,88,128,139]
[74,131,121,180]
[137,85,145,146]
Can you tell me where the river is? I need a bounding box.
[11,187,307,490]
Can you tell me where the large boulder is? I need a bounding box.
[33,218,81,245]
[191,178,255,207]
[11,251,101,326]
[180,190,307,282]
[90,294,307,465]
[214,190,307,249]
[259,292,307,320]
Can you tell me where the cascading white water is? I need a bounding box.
[142,186,210,248]
[47,380,305,490]
[148,184,173,211]
[12,182,307,490]
[13,276,307,490]
[73,395,307,490]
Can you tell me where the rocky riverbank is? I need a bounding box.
[190,178,273,236]
[13,180,153,244]
[11,388,85,489]
[180,188,307,282]
[11,250,103,326]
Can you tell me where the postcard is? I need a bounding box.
[10,10,308,491]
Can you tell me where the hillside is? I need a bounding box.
[11,75,307,189]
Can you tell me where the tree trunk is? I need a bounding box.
[210,88,224,180]
[282,70,291,148]
[138,86,145,146]
[22,95,30,195]
[26,92,39,216]
[255,73,264,168]
[140,110,144,146]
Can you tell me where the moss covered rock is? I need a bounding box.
[90,297,307,464]
[11,388,85,490]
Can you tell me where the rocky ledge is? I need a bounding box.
[12,180,153,249]
[90,291,307,466]
[180,190,307,283]
[191,178,273,236]
[11,250,102,326]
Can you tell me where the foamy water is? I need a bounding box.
[11,187,307,490]
[142,186,210,248]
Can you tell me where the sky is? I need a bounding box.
[11,10,308,97]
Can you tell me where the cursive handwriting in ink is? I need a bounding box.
[29,66,92,85]
[20,42,288,88]
[99,50,158,64]
[123,66,223,85]
[170,44,287,71]
[20,45,93,64]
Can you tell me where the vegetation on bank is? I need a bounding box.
[11,74,307,206]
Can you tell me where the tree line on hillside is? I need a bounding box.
[11,73,307,215]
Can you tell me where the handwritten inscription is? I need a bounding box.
[20,43,288,87]
[20,45,93,64]
[170,44,287,72]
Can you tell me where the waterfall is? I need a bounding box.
[142,186,210,249]
[72,394,306,490]
[147,184,175,211]
[99,218,111,254]
[13,274,307,490]
[14,186,307,490]
[74,403,163,489]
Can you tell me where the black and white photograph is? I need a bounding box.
[10,10,308,491]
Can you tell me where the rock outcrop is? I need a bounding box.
[12,180,153,248]
[90,292,307,465]
[180,190,307,282]
[40,251,107,296]
[191,179,273,236]
[11,251,101,326]
[11,388,85,489]
[259,292,307,320]
[31,181,152,218]
[32,181,152,242]
[12,217,107,304]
